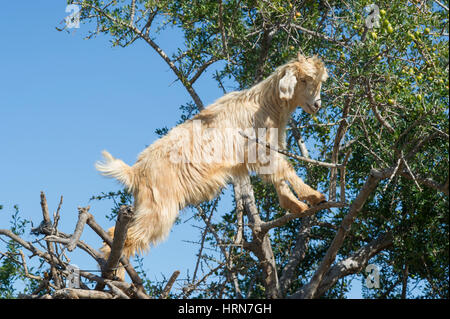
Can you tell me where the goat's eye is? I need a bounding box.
[300,79,307,84]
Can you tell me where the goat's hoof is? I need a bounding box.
[307,193,326,206]
[296,202,309,213]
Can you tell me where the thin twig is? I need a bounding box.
[434,0,449,11]
[105,280,131,299]
[366,79,395,133]
[401,158,422,192]
[260,201,348,234]
[40,191,62,288]
[239,130,342,168]
[53,195,63,231]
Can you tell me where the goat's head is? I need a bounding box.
[278,53,328,114]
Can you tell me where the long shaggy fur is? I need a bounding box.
[96,54,328,279]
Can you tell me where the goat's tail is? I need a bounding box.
[95,150,135,191]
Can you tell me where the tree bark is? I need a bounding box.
[292,169,390,299]
[234,175,282,298]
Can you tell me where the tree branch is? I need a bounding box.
[98,205,134,288]
[53,288,113,299]
[329,79,355,200]
[293,168,392,299]
[190,56,220,85]
[235,174,281,298]
[313,232,393,298]
[239,130,343,168]
[260,201,348,234]
[399,171,449,196]
[66,206,90,251]
[160,270,180,299]
[279,216,314,295]
[78,2,205,110]
[39,191,62,288]
[84,210,144,291]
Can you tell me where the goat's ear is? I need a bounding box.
[279,68,298,101]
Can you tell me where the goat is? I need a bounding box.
[96,53,328,279]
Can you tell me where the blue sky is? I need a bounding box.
[0,2,365,297]
[0,2,229,288]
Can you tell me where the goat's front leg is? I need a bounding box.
[274,180,309,214]
[261,155,326,206]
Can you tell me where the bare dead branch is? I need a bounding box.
[40,191,51,225]
[77,270,150,299]
[340,148,352,203]
[294,168,392,299]
[399,171,449,196]
[40,191,63,288]
[235,175,282,298]
[53,195,63,230]
[66,206,91,251]
[81,208,146,294]
[18,250,41,281]
[160,270,180,299]
[53,288,113,299]
[105,280,131,299]
[0,229,61,266]
[1,192,152,299]
[44,233,104,263]
[239,130,342,168]
[99,205,134,284]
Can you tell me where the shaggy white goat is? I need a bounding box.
[96,53,328,278]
